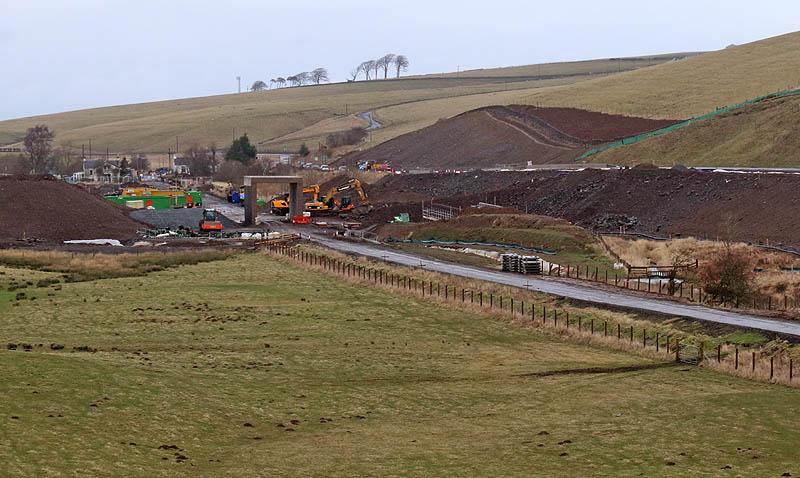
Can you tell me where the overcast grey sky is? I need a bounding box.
[2,0,798,120]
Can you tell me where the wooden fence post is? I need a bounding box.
[735,347,739,370]
[752,352,756,373]
[717,344,721,363]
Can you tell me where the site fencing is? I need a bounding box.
[264,243,799,388]
[542,259,800,313]
[578,87,800,161]
[422,202,461,221]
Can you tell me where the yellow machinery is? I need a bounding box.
[323,178,370,212]
[270,179,370,215]
[271,185,324,214]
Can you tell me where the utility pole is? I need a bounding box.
[236,76,241,93]
[88,139,92,160]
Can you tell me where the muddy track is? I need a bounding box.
[483,110,575,150]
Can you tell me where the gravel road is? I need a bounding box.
[294,230,800,337]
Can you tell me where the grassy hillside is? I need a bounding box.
[591,95,800,167]
[525,31,800,119]
[414,53,699,79]
[0,56,688,154]
[3,253,800,476]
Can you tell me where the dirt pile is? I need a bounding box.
[0,176,144,242]
[368,169,800,247]
[336,106,676,170]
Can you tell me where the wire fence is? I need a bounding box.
[542,257,800,313]
[264,242,799,388]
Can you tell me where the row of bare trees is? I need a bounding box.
[251,68,329,91]
[248,54,409,91]
[350,54,409,81]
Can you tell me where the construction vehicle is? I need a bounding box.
[271,185,323,215]
[270,179,370,216]
[198,208,223,232]
[322,178,370,213]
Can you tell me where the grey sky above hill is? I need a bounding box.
[2,0,798,120]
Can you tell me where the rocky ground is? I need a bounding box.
[365,168,800,247]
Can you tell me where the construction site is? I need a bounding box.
[3,18,800,477]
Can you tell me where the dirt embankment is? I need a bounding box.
[368,169,800,247]
[0,176,144,242]
[336,106,677,170]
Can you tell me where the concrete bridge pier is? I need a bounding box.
[243,175,303,226]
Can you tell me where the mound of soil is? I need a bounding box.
[336,106,678,170]
[0,176,145,242]
[508,106,677,142]
[368,169,800,247]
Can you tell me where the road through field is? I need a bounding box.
[296,230,800,337]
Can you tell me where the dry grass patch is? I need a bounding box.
[603,236,800,301]
[0,249,233,281]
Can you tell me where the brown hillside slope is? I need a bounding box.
[591,95,800,167]
[337,106,674,170]
[0,177,143,242]
[525,31,800,119]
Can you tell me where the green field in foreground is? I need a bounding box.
[1,254,800,476]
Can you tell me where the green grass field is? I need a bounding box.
[2,253,800,476]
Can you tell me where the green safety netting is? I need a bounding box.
[578,87,800,161]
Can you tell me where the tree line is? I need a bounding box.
[251,68,329,91]
[351,54,409,81]
[249,53,410,91]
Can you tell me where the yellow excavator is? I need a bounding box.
[270,179,369,215]
[323,178,370,213]
[270,186,320,215]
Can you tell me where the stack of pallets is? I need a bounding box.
[501,254,542,275]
